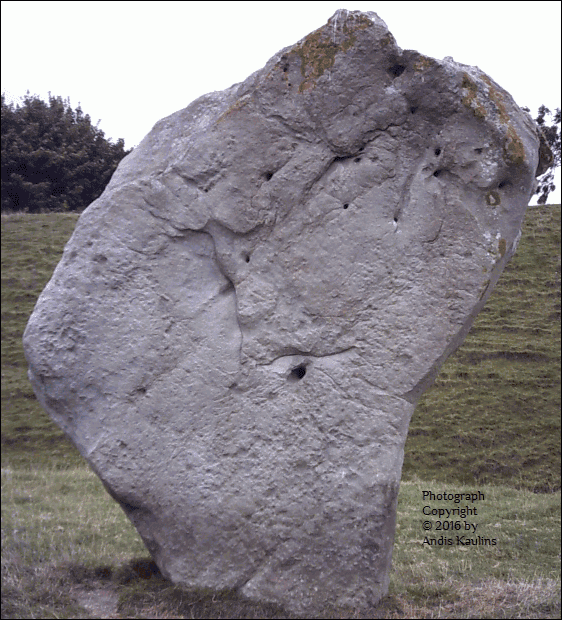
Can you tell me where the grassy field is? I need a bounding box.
[2,468,559,619]
[1,206,561,618]
[404,203,561,493]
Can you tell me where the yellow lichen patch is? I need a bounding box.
[461,75,526,167]
[498,237,507,258]
[482,76,526,167]
[461,73,487,119]
[484,77,508,121]
[296,13,371,92]
[413,56,436,72]
[486,190,501,206]
[216,95,251,124]
[380,33,395,47]
[503,125,526,166]
[296,30,341,92]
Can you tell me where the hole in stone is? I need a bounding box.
[354,157,362,163]
[474,148,483,155]
[388,64,406,77]
[394,217,398,223]
[245,254,250,263]
[343,203,350,209]
[433,169,444,178]
[410,106,418,114]
[290,364,307,380]
[498,180,511,189]
[264,171,274,181]
[434,148,441,156]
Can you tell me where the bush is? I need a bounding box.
[1,92,131,213]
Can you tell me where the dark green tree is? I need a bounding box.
[1,91,131,212]
[533,105,561,205]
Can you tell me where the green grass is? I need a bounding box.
[1,206,561,617]
[2,212,84,468]
[404,204,561,493]
[2,467,559,618]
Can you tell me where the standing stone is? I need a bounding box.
[23,10,546,616]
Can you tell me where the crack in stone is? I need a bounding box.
[423,219,444,244]
[257,346,357,367]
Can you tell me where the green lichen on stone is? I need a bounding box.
[296,13,371,92]
[486,190,501,206]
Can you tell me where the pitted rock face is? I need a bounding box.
[23,10,544,616]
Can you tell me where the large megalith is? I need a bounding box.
[23,9,546,616]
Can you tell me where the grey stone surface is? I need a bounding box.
[23,10,545,616]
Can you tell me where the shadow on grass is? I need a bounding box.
[1,553,297,619]
[2,551,559,619]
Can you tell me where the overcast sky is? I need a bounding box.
[2,0,561,203]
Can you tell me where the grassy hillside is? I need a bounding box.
[405,204,561,492]
[2,206,560,489]
[2,213,84,468]
[1,207,560,618]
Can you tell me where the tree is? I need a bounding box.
[533,105,561,205]
[1,92,132,212]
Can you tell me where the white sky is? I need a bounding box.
[2,0,561,203]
